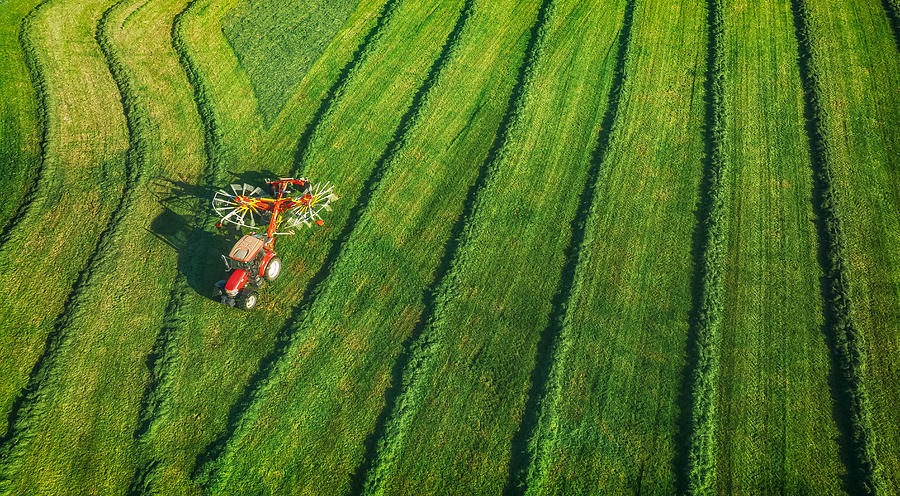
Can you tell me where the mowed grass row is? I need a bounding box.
[801,0,900,489]
[684,0,727,490]
[532,0,707,492]
[0,0,129,468]
[190,0,559,492]
[0,0,41,244]
[715,0,844,492]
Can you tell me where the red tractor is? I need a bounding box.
[212,177,337,309]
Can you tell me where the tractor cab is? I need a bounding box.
[227,235,265,274]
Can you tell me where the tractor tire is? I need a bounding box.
[264,256,282,282]
[238,290,258,310]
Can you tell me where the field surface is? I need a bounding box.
[0,0,897,494]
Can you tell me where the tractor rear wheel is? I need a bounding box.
[238,290,258,310]
[264,256,282,282]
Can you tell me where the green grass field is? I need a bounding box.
[0,0,897,494]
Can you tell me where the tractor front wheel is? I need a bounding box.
[264,256,282,282]
[238,290,258,310]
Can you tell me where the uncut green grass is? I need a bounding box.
[222,0,360,125]
[0,0,41,232]
[804,0,900,487]
[715,0,844,492]
[0,0,128,436]
[537,0,706,492]
[207,0,546,492]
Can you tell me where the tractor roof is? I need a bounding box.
[229,235,264,262]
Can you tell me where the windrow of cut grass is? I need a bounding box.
[0,0,130,482]
[0,0,43,250]
[529,0,707,492]
[507,0,635,494]
[793,0,900,491]
[713,0,845,492]
[221,0,361,125]
[683,0,729,492]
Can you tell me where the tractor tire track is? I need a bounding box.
[0,0,149,488]
[191,0,473,489]
[125,1,230,493]
[788,0,885,493]
[501,1,635,494]
[674,0,729,493]
[346,0,556,493]
[292,0,403,175]
[0,0,52,264]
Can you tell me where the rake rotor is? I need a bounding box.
[212,178,338,233]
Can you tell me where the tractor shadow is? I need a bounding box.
[147,170,280,300]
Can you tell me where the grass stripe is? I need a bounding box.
[346,0,555,493]
[788,0,886,493]
[678,0,729,492]
[0,0,149,488]
[502,1,635,494]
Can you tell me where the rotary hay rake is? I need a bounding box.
[210,177,338,309]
